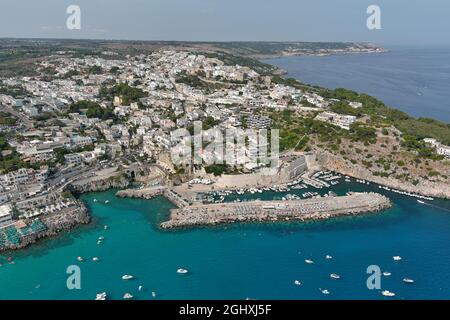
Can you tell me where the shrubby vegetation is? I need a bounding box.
[98,83,146,105]
[69,100,116,120]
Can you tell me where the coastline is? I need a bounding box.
[252,48,389,60]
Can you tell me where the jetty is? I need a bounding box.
[160,192,391,229]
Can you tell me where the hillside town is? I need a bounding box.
[0,48,449,251]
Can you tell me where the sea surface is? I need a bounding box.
[264,45,450,122]
[1,47,450,300]
[0,181,449,300]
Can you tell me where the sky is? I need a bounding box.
[0,0,449,45]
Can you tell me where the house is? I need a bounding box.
[315,112,356,130]
[0,204,13,228]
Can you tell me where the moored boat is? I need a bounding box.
[403,278,414,284]
[95,292,107,300]
[381,290,395,297]
[123,293,133,299]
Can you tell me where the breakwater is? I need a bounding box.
[160,192,391,229]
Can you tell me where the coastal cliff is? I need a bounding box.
[70,174,131,194]
[0,201,90,253]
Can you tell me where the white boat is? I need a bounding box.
[393,256,402,261]
[92,257,100,262]
[104,225,109,230]
[417,200,425,204]
[98,236,105,241]
[152,291,157,298]
[319,288,330,295]
[122,275,134,280]
[123,293,133,299]
[93,199,98,203]
[177,268,189,274]
[138,285,143,291]
[105,200,110,204]
[95,292,107,300]
[97,240,103,245]
[383,272,391,277]
[325,255,333,260]
[294,280,301,286]
[381,290,396,297]
[403,278,415,284]
[77,256,84,262]
[304,259,314,264]
[330,273,341,280]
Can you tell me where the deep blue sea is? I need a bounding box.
[0,47,450,300]
[264,45,450,122]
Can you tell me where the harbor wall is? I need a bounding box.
[160,192,391,229]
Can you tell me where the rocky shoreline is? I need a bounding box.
[70,174,131,194]
[0,201,90,253]
[316,151,450,199]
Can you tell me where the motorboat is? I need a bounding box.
[77,256,84,262]
[294,280,301,286]
[330,273,341,280]
[393,256,402,261]
[92,257,100,262]
[95,292,107,300]
[382,272,391,277]
[177,268,189,274]
[105,200,110,204]
[417,200,425,204]
[325,255,333,260]
[381,290,395,297]
[304,259,314,264]
[123,293,133,299]
[403,278,414,284]
[319,288,330,295]
[122,275,134,280]
[152,291,157,298]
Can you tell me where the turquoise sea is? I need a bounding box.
[1,47,450,300]
[0,180,449,300]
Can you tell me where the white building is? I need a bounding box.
[315,112,356,130]
[0,204,13,228]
